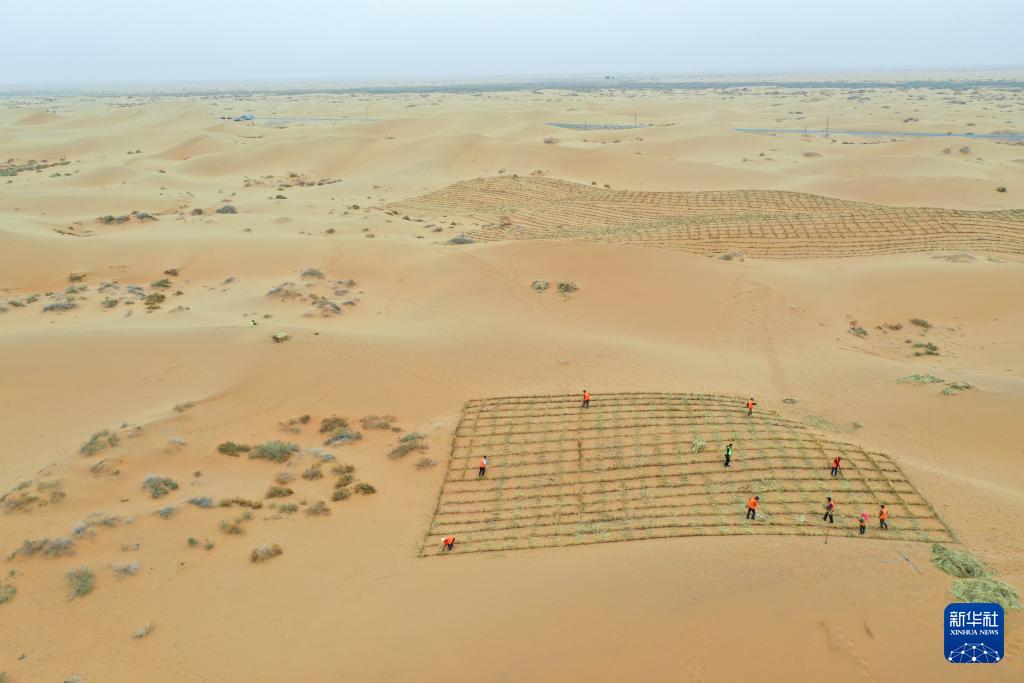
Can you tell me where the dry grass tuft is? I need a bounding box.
[951,578,1021,610]
[80,429,120,456]
[251,544,283,563]
[66,566,95,598]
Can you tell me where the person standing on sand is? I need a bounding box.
[724,443,733,468]
[823,496,836,524]
[879,504,889,529]
[746,398,756,417]
[831,456,842,479]
[582,389,591,409]
[478,456,488,477]
[746,495,759,519]
[442,535,455,551]
[858,512,868,535]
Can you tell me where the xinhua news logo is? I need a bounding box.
[945,603,1004,664]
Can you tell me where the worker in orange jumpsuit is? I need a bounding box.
[478,456,488,477]
[831,456,842,479]
[879,504,889,530]
[582,389,591,408]
[442,535,455,551]
[858,511,868,535]
[746,397,757,417]
[746,495,760,520]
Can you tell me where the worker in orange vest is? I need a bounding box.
[582,389,591,409]
[442,535,455,551]
[478,456,488,477]
[746,397,757,417]
[879,504,889,530]
[746,495,760,520]
[831,456,842,479]
[858,511,868,535]
[823,496,836,524]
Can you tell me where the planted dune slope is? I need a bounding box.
[424,392,954,556]
[393,175,1024,257]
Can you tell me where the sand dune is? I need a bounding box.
[1,82,1022,682]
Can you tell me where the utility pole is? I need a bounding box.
[825,115,830,139]
[634,113,637,128]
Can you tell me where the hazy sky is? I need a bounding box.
[5,0,1023,85]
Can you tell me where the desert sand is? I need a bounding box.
[1,79,1023,681]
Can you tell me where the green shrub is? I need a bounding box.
[80,429,119,456]
[353,483,376,495]
[142,475,178,499]
[277,503,299,513]
[910,318,932,329]
[388,432,428,459]
[67,566,95,598]
[951,578,1021,610]
[302,465,323,480]
[332,487,351,501]
[217,441,251,456]
[942,381,974,396]
[335,474,354,488]
[0,582,15,604]
[324,428,362,446]
[898,374,945,383]
[251,441,299,463]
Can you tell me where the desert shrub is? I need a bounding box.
[144,293,165,309]
[102,297,119,308]
[898,374,945,384]
[150,278,172,289]
[67,567,95,598]
[306,500,331,515]
[0,582,16,604]
[932,545,990,578]
[301,268,324,279]
[277,503,299,513]
[448,234,475,245]
[302,465,323,480]
[848,326,868,337]
[389,432,428,459]
[112,561,139,577]
[142,475,178,499]
[557,281,579,295]
[1,479,66,513]
[188,537,199,546]
[217,441,251,456]
[216,205,237,214]
[942,381,973,396]
[951,578,1021,610]
[265,486,293,499]
[9,537,75,559]
[132,623,154,639]
[156,505,177,519]
[909,318,932,329]
[274,472,295,485]
[334,473,354,488]
[251,544,283,563]
[353,483,376,495]
[324,428,362,446]
[278,414,311,433]
[331,464,355,475]
[251,441,299,463]
[303,448,335,462]
[188,496,214,508]
[80,429,119,456]
[219,518,246,535]
[173,401,194,413]
[219,496,262,509]
[332,487,351,501]
[690,439,706,454]
[73,512,122,537]
[319,416,349,433]
[43,300,77,312]
[415,457,438,469]
[913,342,939,356]
[359,415,396,430]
